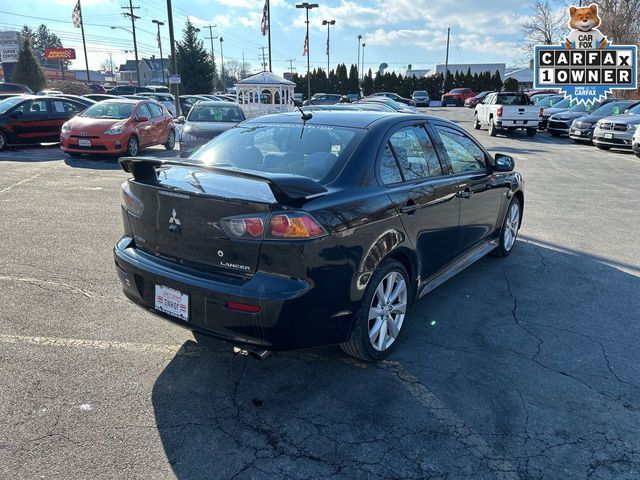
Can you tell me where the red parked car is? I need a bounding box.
[60,99,175,157]
[464,90,493,108]
[441,88,476,107]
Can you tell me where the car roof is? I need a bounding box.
[98,98,146,104]
[244,110,457,129]
[190,100,240,107]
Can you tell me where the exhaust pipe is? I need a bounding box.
[233,346,272,361]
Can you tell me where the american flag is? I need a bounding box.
[72,0,82,28]
[260,0,269,36]
[303,34,308,56]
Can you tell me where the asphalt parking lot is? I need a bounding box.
[1,108,639,480]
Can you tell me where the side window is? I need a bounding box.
[61,101,82,114]
[25,99,48,114]
[148,103,163,117]
[137,103,152,119]
[379,142,403,185]
[389,126,442,180]
[435,127,486,174]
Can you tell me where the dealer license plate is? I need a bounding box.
[78,139,91,147]
[604,133,613,139]
[155,285,189,321]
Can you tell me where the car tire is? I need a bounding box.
[491,197,522,258]
[341,258,411,362]
[0,130,7,151]
[473,114,481,130]
[526,128,537,137]
[126,135,139,156]
[596,144,610,150]
[488,118,498,137]
[164,129,175,150]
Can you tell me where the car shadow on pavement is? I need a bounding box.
[63,149,180,169]
[150,240,640,480]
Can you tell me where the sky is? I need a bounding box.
[0,0,559,77]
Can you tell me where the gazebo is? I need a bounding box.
[235,71,296,119]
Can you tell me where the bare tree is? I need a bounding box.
[521,0,564,58]
[100,57,116,74]
[591,0,640,45]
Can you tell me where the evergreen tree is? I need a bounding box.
[34,25,67,69]
[503,77,519,91]
[362,69,374,96]
[12,37,46,92]
[176,20,214,93]
[20,26,36,50]
[491,70,503,91]
[348,64,359,93]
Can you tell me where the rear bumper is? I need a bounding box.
[496,119,539,129]
[113,236,356,350]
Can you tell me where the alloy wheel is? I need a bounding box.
[368,271,407,352]
[128,137,139,156]
[503,202,520,252]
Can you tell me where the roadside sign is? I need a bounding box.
[0,31,20,64]
[169,73,181,84]
[44,48,77,60]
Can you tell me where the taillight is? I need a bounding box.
[221,212,327,240]
[223,216,264,238]
[496,106,503,117]
[121,182,143,217]
[268,213,326,239]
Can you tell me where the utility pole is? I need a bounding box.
[219,37,225,90]
[242,52,245,80]
[357,34,362,81]
[166,0,180,116]
[260,46,268,71]
[205,25,218,92]
[295,2,318,100]
[322,19,335,90]
[152,20,166,84]
[122,1,141,86]
[443,27,450,94]
[287,58,295,76]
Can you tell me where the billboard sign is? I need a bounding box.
[45,48,76,60]
[0,31,20,64]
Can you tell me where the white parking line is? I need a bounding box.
[380,361,521,480]
[0,163,63,195]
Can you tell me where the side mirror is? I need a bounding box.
[493,153,515,172]
[136,115,149,122]
[176,116,186,124]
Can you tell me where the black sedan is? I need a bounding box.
[178,101,245,158]
[115,111,524,361]
[0,95,86,150]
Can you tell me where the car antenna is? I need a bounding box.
[294,100,312,121]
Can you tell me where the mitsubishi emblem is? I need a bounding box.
[169,209,181,234]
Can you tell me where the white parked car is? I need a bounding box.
[138,92,177,117]
[474,92,541,137]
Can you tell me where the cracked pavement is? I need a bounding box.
[0,110,639,479]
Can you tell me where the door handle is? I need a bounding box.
[457,187,473,199]
[399,201,419,214]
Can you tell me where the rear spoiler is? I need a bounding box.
[119,156,327,206]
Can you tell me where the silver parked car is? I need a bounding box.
[138,92,177,117]
[178,101,245,158]
[631,125,640,158]
[592,103,640,151]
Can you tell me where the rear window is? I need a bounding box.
[495,94,530,105]
[191,123,361,183]
[449,89,464,94]
[188,104,244,122]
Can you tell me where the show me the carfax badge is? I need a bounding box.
[534,3,637,105]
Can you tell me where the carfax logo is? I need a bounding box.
[534,3,637,104]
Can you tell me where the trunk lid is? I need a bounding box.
[128,166,276,276]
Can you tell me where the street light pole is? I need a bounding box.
[122,0,141,86]
[219,37,225,90]
[361,43,366,80]
[296,2,318,100]
[322,19,335,89]
[357,34,362,81]
[152,20,166,85]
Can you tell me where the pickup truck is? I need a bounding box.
[473,92,542,137]
[441,88,476,107]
